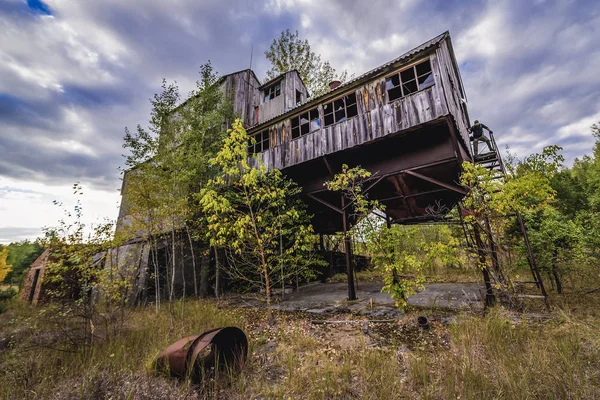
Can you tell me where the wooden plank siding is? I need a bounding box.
[219,70,261,127]
[251,51,457,171]
[435,41,471,148]
[247,35,472,172]
[258,71,309,124]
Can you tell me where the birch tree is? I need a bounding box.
[198,119,317,308]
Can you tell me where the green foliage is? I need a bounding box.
[0,245,11,283]
[325,164,429,308]
[0,287,16,314]
[265,29,348,97]
[121,61,234,240]
[3,240,44,286]
[199,119,318,306]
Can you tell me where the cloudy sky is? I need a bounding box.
[1,0,599,243]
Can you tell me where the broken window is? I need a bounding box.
[386,58,434,102]
[291,107,320,139]
[248,130,270,154]
[296,89,302,105]
[263,82,281,103]
[323,92,358,127]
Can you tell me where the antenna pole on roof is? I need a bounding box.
[249,43,253,71]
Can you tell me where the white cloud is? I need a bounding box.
[1,0,600,243]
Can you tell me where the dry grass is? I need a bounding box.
[1,293,599,399]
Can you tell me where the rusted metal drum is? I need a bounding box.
[156,327,248,382]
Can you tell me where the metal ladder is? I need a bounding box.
[470,132,550,310]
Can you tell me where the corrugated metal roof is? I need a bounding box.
[249,31,449,131]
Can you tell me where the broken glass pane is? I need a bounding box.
[310,119,321,131]
[388,86,402,101]
[292,126,300,139]
[346,104,358,119]
[324,113,334,126]
[386,75,400,90]
[301,123,309,135]
[402,80,418,95]
[416,60,431,77]
[310,109,319,121]
[418,73,434,89]
[300,112,309,125]
[334,98,344,112]
[400,67,415,83]
[345,93,356,106]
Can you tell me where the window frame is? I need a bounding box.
[323,92,358,127]
[263,81,281,103]
[290,107,321,140]
[248,129,270,154]
[385,57,434,103]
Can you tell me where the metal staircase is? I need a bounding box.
[469,132,550,310]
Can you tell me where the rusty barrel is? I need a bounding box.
[156,327,248,382]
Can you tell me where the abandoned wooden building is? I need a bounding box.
[112,31,473,303]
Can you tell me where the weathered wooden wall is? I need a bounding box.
[252,55,449,171]
[219,70,261,127]
[250,38,470,172]
[258,71,308,125]
[435,40,471,147]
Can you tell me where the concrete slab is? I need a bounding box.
[266,282,484,315]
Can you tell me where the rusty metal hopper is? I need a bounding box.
[156,327,248,383]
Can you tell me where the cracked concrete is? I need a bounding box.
[257,282,484,317]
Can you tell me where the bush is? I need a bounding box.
[0,287,17,313]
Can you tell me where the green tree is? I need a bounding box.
[265,29,348,97]
[325,164,426,308]
[121,62,234,303]
[0,246,12,283]
[4,240,44,285]
[198,119,317,308]
[40,183,128,348]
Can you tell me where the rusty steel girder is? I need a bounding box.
[155,327,248,383]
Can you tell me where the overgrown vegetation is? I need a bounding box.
[1,295,599,399]
[3,32,600,395]
[199,120,320,308]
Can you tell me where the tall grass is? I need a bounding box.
[1,296,599,399]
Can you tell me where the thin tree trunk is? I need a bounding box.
[551,247,562,294]
[473,222,496,307]
[151,239,160,313]
[200,254,209,297]
[180,233,185,317]
[170,229,176,302]
[280,230,284,300]
[186,227,198,297]
[213,246,220,299]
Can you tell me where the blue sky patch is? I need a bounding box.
[27,0,51,15]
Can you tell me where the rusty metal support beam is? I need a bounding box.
[378,188,447,203]
[307,193,343,214]
[341,195,357,301]
[305,157,459,196]
[403,170,467,195]
[323,156,334,176]
[341,175,385,211]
